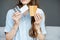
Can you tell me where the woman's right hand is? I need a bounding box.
[12,11,22,24]
[6,12,22,40]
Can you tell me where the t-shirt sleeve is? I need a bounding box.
[36,8,47,34]
[40,10,47,34]
[4,9,14,32]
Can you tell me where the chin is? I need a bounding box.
[22,2,29,5]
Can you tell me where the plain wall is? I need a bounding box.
[0,0,60,27]
[40,0,60,26]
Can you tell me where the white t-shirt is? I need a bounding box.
[4,8,47,40]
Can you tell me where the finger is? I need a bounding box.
[37,14,42,20]
[12,14,16,17]
[39,14,42,20]
[35,14,38,21]
[34,14,36,21]
[12,15,16,20]
[15,11,21,16]
[37,14,40,20]
[38,13,42,18]
[34,14,38,21]
[17,15,22,18]
[35,14,42,24]
[36,14,39,21]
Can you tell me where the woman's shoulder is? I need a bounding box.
[36,8,44,15]
[6,9,15,16]
[7,9,15,14]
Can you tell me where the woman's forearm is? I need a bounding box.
[6,23,19,40]
[34,24,45,40]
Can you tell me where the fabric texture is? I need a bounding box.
[4,8,47,40]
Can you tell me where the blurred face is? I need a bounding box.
[20,0,31,5]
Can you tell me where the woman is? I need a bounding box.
[4,0,47,40]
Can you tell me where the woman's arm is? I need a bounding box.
[6,23,19,40]
[34,13,46,40]
[6,11,22,40]
[34,24,46,40]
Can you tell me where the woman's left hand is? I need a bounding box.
[34,13,42,24]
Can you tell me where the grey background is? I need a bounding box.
[0,0,60,27]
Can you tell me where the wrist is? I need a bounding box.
[34,22,40,26]
[14,22,19,27]
[34,22,40,25]
[13,23,19,30]
[15,21,20,24]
